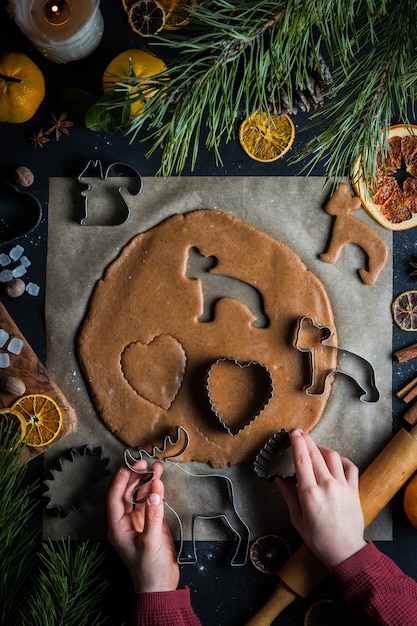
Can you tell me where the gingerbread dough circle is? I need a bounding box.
[78,209,337,467]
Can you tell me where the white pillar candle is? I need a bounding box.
[7,0,104,64]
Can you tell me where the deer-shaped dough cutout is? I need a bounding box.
[320,183,388,285]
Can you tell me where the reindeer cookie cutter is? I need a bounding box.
[295,315,380,404]
[77,159,142,226]
[124,426,250,566]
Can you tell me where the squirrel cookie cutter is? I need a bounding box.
[77,160,142,226]
[124,426,250,566]
[295,316,380,404]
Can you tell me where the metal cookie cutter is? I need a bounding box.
[295,316,380,404]
[124,426,250,566]
[78,160,142,226]
[253,430,295,482]
[0,182,42,245]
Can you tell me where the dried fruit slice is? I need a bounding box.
[249,534,290,574]
[13,394,62,448]
[304,598,358,626]
[0,407,27,445]
[392,290,417,331]
[352,124,417,230]
[239,111,295,163]
[128,0,165,37]
[159,0,193,29]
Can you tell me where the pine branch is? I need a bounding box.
[21,538,109,626]
[87,0,416,180]
[0,424,39,625]
[296,0,417,185]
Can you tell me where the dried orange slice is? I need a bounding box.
[12,394,62,448]
[352,124,417,231]
[239,111,295,163]
[404,474,417,528]
[249,534,290,574]
[304,598,358,626]
[392,290,417,331]
[0,407,26,445]
[158,0,193,29]
[128,0,165,37]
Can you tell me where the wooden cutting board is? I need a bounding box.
[0,301,77,461]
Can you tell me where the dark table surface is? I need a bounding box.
[1,2,417,625]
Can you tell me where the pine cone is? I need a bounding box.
[268,52,332,115]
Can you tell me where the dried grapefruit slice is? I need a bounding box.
[352,124,417,231]
[239,111,295,163]
[12,394,62,448]
[392,290,417,331]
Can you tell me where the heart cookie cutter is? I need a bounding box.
[0,182,42,245]
[77,160,142,226]
[295,316,380,404]
[205,357,274,436]
[124,426,250,566]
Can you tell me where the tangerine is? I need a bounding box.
[12,394,62,448]
[102,48,168,116]
[0,51,45,124]
[404,474,417,528]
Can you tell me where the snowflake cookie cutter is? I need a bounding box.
[77,160,142,226]
[124,426,250,566]
[295,316,380,404]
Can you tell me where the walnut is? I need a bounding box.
[14,166,34,187]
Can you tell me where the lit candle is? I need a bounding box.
[7,0,104,64]
[43,0,72,26]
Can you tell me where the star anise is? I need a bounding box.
[409,261,417,277]
[29,129,50,148]
[45,111,73,141]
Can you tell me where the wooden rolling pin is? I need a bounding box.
[245,424,417,626]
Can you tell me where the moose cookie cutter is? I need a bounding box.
[77,160,142,226]
[124,426,250,566]
[295,316,380,404]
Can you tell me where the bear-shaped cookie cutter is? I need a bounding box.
[295,315,380,404]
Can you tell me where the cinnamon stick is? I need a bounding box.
[396,375,417,401]
[393,343,417,363]
[403,400,417,426]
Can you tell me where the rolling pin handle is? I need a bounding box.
[244,582,298,626]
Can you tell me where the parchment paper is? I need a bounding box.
[44,176,392,542]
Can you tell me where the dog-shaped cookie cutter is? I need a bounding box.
[295,316,380,404]
[124,426,250,566]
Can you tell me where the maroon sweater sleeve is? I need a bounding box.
[332,541,417,625]
[133,587,201,626]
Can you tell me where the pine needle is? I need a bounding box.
[87,0,417,180]
[21,538,108,626]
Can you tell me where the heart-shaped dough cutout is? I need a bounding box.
[206,357,273,435]
[121,335,186,410]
